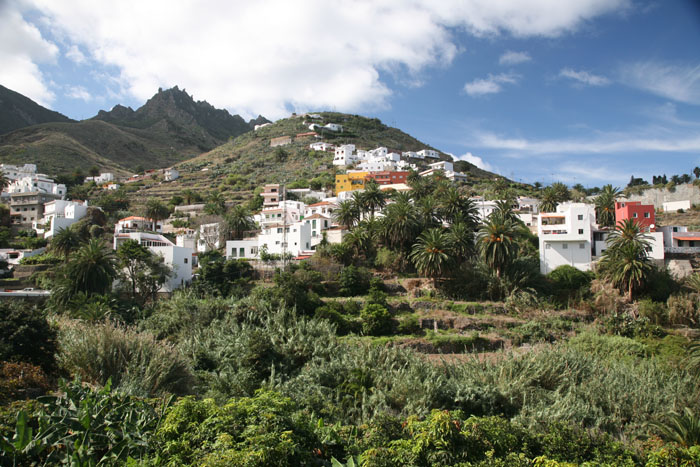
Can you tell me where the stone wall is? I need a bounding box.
[625,184,700,209]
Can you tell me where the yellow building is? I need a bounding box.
[335,172,369,194]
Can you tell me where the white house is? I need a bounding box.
[419,160,467,182]
[333,144,357,166]
[115,216,163,234]
[106,183,120,190]
[113,232,193,292]
[402,151,421,159]
[164,168,179,181]
[304,213,332,246]
[6,175,66,197]
[309,142,335,152]
[36,199,89,238]
[85,173,115,184]
[324,123,343,132]
[418,149,440,159]
[225,239,259,259]
[538,203,596,274]
[260,200,306,227]
[1,164,37,183]
[662,200,691,212]
[259,221,311,256]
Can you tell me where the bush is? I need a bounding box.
[18,252,62,265]
[57,319,194,396]
[638,298,668,325]
[547,265,593,305]
[338,265,371,296]
[0,302,56,372]
[0,362,51,403]
[360,304,392,336]
[667,294,700,327]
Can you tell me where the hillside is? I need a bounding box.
[0,86,266,174]
[133,112,503,204]
[0,84,73,135]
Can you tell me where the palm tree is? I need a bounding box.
[224,205,255,240]
[446,221,475,263]
[477,217,519,278]
[51,225,84,259]
[380,199,420,252]
[439,187,479,228]
[204,191,227,215]
[416,197,440,230]
[410,228,453,287]
[66,238,117,296]
[595,184,621,228]
[182,189,198,205]
[0,172,10,191]
[650,408,700,447]
[606,218,652,252]
[360,180,386,218]
[599,242,652,301]
[538,187,559,213]
[490,199,518,224]
[334,199,361,229]
[144,199,170,231]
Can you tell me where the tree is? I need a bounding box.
[606,218,652,252]
[439,187,478,228]
[539,187,560,213]
[334,199,361,229]
[144,199,169,231]
[359,180,386,218]
[380,199,420,252]
[599,242,651,301]
[416,196,440,230]
[477,217,519,278]
[116,240,172,304]
[65,238,117,296]
[410,228,453,287]
[694,167,700,179]
[594,184,621,228]
[182,189,201,205]
[204,192,227,216]
[650,408,700,448]
[0,172,9,191]
[50,225,84,259]
[88,166,100,177]
[224,205,255,240]
[447,221,475,263]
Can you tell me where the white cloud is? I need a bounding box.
[619,61,700,105]
[559,68,610,86]
[464,73,519,96]
[8,0,629,118]
[66,85,91,101]
[499,51,531,66]
[0,3,58,105]
[65,44,85,64]
[472,129,700,154]
[456,152,494,171]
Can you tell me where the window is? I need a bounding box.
[240,248,245,257]
[644,212,650,218]
[277,228,282,234]
[563,243,568,249]
[578,229,584,234]
[579,243,585,249]
[673,227,678,232]
[184,258,188,264]
[577,214,583,220]
[691,241,696,247]
[251,247,258,255]
[633,213,638,218]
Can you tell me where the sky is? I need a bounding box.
[1,0,700,188]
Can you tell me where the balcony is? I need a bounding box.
[541,229,568,236]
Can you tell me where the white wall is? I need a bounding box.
[662,200,691,212]
[539,240,592,274]
[151,245,193,292]
[225,239,259,259]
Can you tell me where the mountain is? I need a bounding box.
[0,86,265,175]
[0,84,73,135]
[133,112,502,204]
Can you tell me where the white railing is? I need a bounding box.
[665,247,700,254]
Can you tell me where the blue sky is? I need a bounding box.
[1,0,699,188]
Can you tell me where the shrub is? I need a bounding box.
[396,315,421,335]
[18,252,62,265]
[338,265,371,296]
[668,294,700,327]
[360,304,392,336]
[0,362,51,403]
[547,265,593,305]
[0,302,56,372]
[638,298,668,325]
[57,319,194,397]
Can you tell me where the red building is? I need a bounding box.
[614,201,656,231]
[365,171,409,185]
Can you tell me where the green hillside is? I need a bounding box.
[132,112,503,204]
[0,87,266,174]
[0,84,73,135]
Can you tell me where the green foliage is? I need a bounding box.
[638,298,669,325]
[651,408,700,448]
[18,251,62,265]
[547,265,593,305]
[0,302,56,372]
[57,319,194,397]
[338,265,371,296]
[667,294,700,327]
[197,254,253,298]
[0,379,168,465]
[360,304,392,336]
[152,390,318,466]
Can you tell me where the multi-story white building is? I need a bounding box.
[333,144,357,166]
[402,151,421,159]
[115,216,163,234]
[113,232,193,292]
[35,199,89,238]
[538,203,596,274]
[309,142,335,151]
[304,213,332,247]
[259,200,306,227]
[227,221,312,260]
[418,149,440,159]
[419,160,467,182]
[6,174,66,197]
[1,164,37,182]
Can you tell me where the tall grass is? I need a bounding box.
[57,318,194,397]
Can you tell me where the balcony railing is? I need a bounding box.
[665,247,700,254]
[542,229,568,235]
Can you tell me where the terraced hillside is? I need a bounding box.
[132,112,501,204]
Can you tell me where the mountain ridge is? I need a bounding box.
[0,84,74,136]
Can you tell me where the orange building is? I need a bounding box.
[614,201,655,231]
[365,171,409,185]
